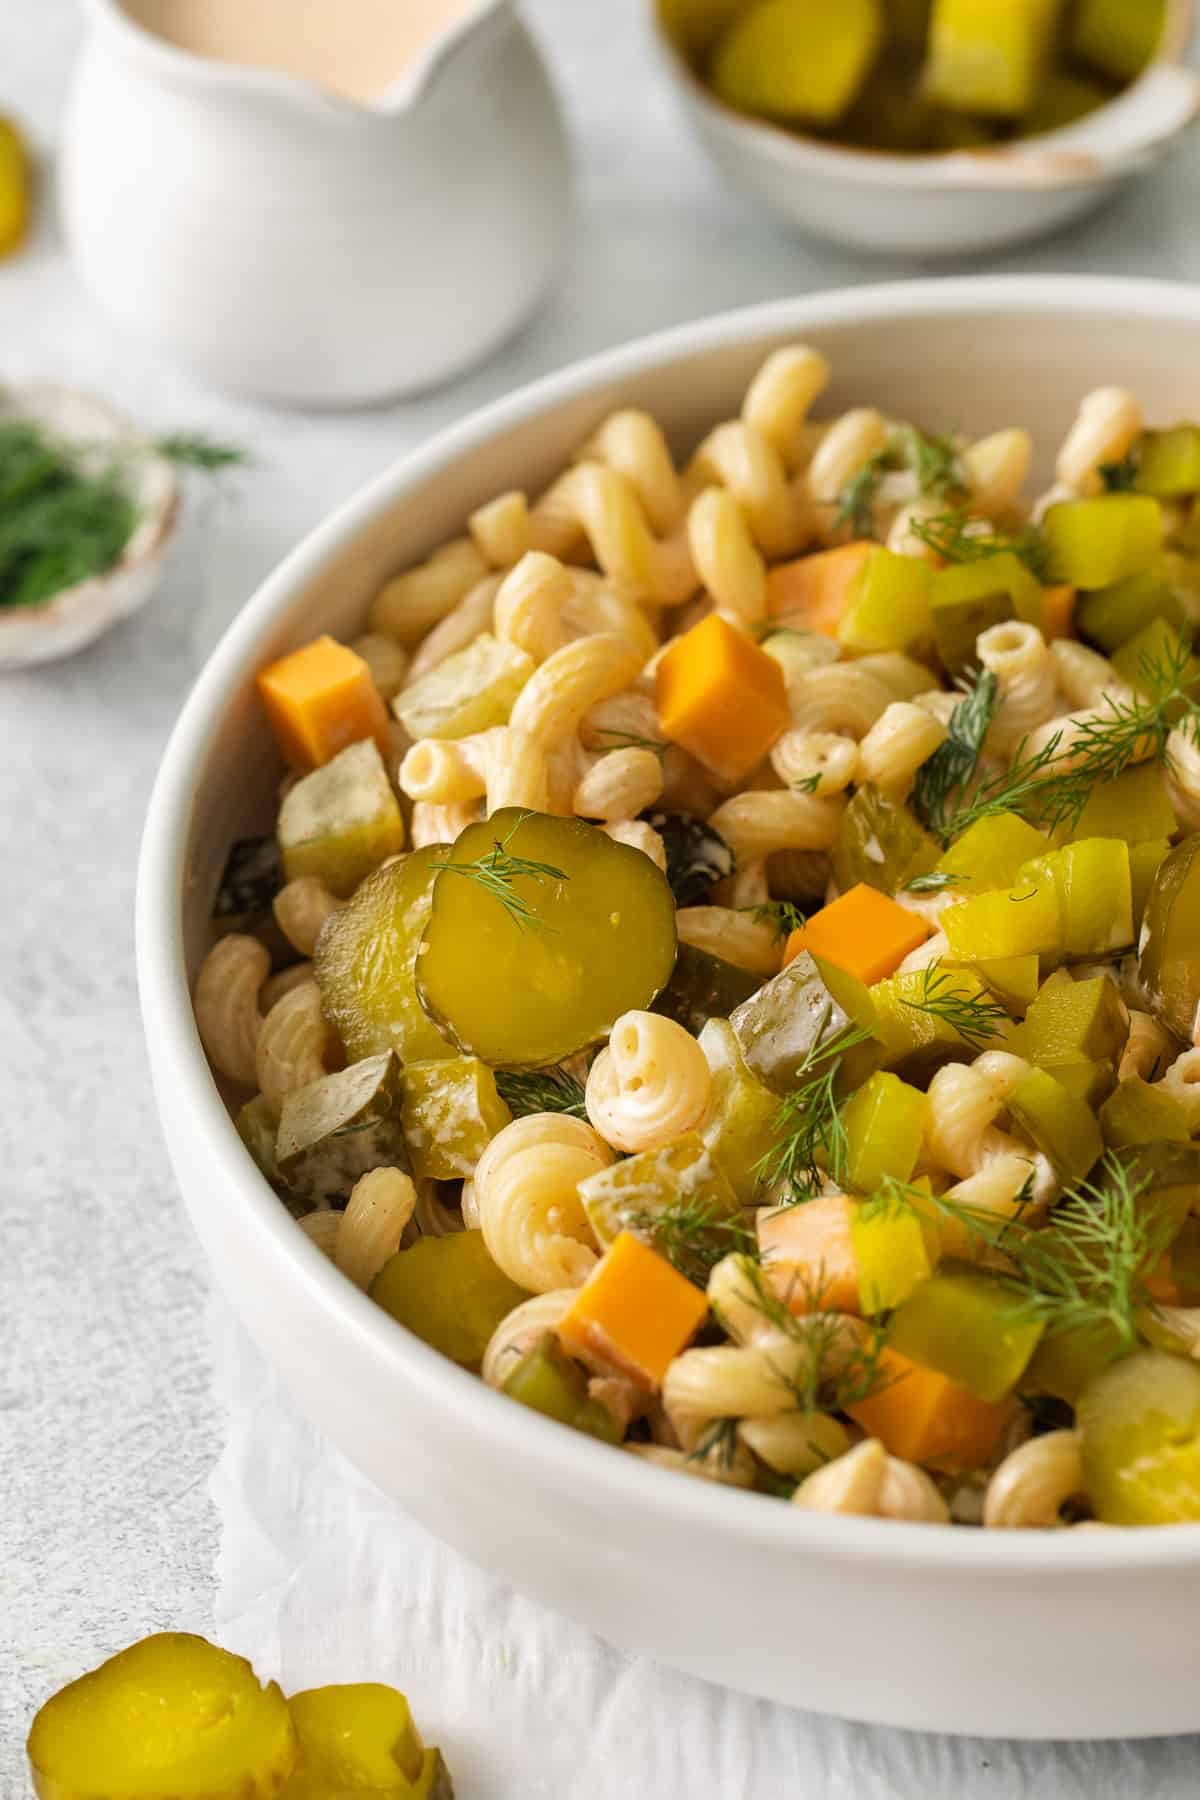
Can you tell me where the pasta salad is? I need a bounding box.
[196,346,1200,1530]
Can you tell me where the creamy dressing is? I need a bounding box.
[119,0,476,102]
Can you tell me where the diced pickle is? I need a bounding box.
[646,811,734,906]
[285,1684,423,1795]
[1111,618,1200,721]
[1013,973,1128,1066]
[889,1266,1044,1402]
[652,943,759,1037]
[1007,1066,1103,1185]
[1111,1142,1200,1236]
[1100,1076,1191,1149]
[925,0,1060,116]
[1131,837,1171,932]
[392,632,533,741]
[1056,839,1134,957]
[841,1070,928,1193]
[400,1057,511,1180]
[580,1131,739,1249]
[871,966,996,1080]
[278,738,405,899]
[730,949,879,1094]
[1042,494,1162,589]
[710,0,884,123]
[658,0,750,58]
[1022,1319,1126,1404]
[936,812,1048,892]
[942,873,1061,962]
[1067,764,1176,846]
[1169,1216,1200,1306]
[929,554,1040,676]
[1138,425,1200,498]
[236,1094,282,1190]
[276,1052,409,1206]
[1020,69,1115,135]
[850,1197,934,1314]
[1078,1350,1200,1525]
[698,1018,781,1202]
[838,548,933,654]
[831,783,940,895]
[1139,833,1200,1040]
[417,810,677,1067]
[1049,1057,1117,1108]
[213,834,294,967]
[958,953,1040,1014]
[26,1634,297,1800]
[503,1333,623,1443]
[1072,0,1167,83]
[314,848,456,1066]
[371,1231,530,1371]
[1076,565,1184,652]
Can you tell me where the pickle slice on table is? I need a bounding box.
[416,809,677,1068]
[371,1230,530,1371]
[315,847,457,1066]
[276,1052,409,1206]
[27,1633,296,1800]
[283,1682,430,1797]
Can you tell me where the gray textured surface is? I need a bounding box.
[6,1,1200,1791]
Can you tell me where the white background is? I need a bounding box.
[6,1,1200,1791]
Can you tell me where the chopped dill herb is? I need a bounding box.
[1099,448,1141,493]
[495,1066,587,1119]
[755,1014,877,1203]
[627,1194,758,1288]
[591,728,668,762]
[911,666,1000,842]
[687,1417,741,1470]
[156,433,251,471]
[741,899,807,942]
[892,424,967,502]
[910,508,1051,581]
[434,812,567,934]
[0,421,137,609]
[899,959,1009,1051]
[904,869,963,894]
[834,455,886,539]
[731,1258,894,1413]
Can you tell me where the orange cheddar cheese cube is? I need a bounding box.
[766,541,874,635]
[655,613,790,784]
[758,1196,859,1314]
[558,1231,708,1390]
[257,634,391,772]
[847,1347,1019,1472]
[784,883,930,986]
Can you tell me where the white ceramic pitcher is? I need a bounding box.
[60,0,572,406]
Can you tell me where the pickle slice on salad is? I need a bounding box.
[1078,1350,1200,1525]
[416,809,677,1068]
[27,1633,296,1800]
[371,1231,530,1371]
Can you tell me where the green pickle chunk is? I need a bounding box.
[709,0,884,123]
[315,848,457,1066]
[371,1231,530,1371]
[1072,0,1167,83]
[399,1057,511,1181]
[1100,1077,1191,1150]
[580,1131,740,1251]
[1066,763,1176,846]
[1137,425,1200,499]
[851,1195,934,1313]
[278,739,406,900]
[1131,838,1171,933]
[730,950,879,1094]
[699,1018,790,1202]
[276,1053,410,1207]
[929,554,1040,676]
[841,1071,928,1193]
[831,784,939,895]
[1111,618,1200,721]
[1139,833,1200,1040]
[392,633,533,741]
[1042,495,1162,589]
[652,943,758,1037]
[417,810,677,1068]
[1012,973,1128,1066]
[838,548,933,654]
[237,1094,283,1190]
[1076,564,1184,652]
[936,812,1048,893]
[871,966,996,1081]
[1007,1066,1103,1186]
[942,872,1061,962]
[503,1333,623,1443]
[925,0,1061,116]
[1078,1350,1200,1525]
[889,1266,1044,1402]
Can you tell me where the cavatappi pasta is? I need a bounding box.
[199,353,1200,1529]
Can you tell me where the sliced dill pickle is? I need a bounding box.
[698,1017,781,1202]
[841,1070,928,1193]
[730,950,879,1094]
[503,1333,623,1443]
[392,632,533,741]
[936,812,1049,893]
[958,953,1040,1014]
[399,1057,511,1181]
[1078,1350,1200,1525]
[1100,1077,1191,1150]
[314,848,456,1066]
[1048,1058,1116,1108]
[652,944,759,1038]
[417,810,677,1068]
[831,784,940,895]
[1138,833,1200,1040]
[929,554,1040,676]
[889,1266,1044,1403]
[371,1231,530,1371]
[1007,1066,1103,1186]
[1056,839,1133,958]
[838,548,933,654]
[26,1633,296,1800]
[580,1130,739,1252]
[284,1684,423,1796]
[276,1052,409,1206]
[278,738,406,899]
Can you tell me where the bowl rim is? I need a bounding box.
[138,273,1200,1573]
[648,0,1200,193]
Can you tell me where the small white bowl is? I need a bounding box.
[651,0,1200,256]
[0,383,178,670]
[140,276,1200,1741]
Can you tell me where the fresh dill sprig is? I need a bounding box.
[910,508,1051,581]
[687,1417,741,1470]
[892,424,967,502]
[591,728,668,762]
[900,959,1009,1051]
[156,433,251,472]
[1100,448,1141,493]
[911,667,1000,842]
[628,1195,758,1288]
[741,899,807,943]
[755,1014,876,1203]
[790,771,824,796]
[0,421,138,610]
[723,1256,893,1413]
[834,455,886,539]
[434,813,567,934]
[495,1066,587,1119]
[904,869,963,894]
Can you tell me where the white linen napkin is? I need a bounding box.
[211,1301,1200,1799]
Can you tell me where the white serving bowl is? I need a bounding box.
[139,277,1200,1740]
[651,0,1200,256]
